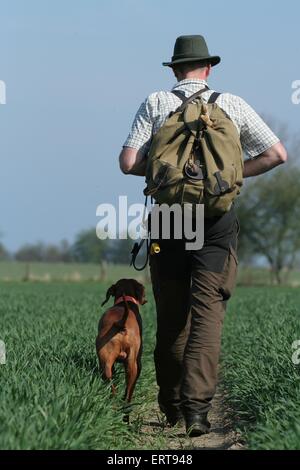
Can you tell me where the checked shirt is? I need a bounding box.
[123,79,279,159]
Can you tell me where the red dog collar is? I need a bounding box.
[114,296,139,306]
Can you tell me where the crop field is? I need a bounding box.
[221,287,300,450]
[1,261,300,287]
[0,282,300,450]
[0,261,136,283]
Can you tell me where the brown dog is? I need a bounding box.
[96,279,146,404]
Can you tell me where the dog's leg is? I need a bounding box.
[124,357,138,403]
[136,345,142,381]
[99,358,117,396]
[122,357,139,424]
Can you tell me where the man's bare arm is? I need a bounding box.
[243,142,288,178]
[119,147,147,176]
[120,142,288,178]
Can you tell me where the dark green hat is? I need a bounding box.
[162,35,221,67]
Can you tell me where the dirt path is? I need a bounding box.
[139,388,245,450]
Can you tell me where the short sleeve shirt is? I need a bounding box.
[123,79,279,159]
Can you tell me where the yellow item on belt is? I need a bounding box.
[150,243,161,255]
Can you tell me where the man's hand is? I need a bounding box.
[243,142,287,178]
[119,147,147,176]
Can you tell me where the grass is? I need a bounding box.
[1,282,300,449]
[221,287,300,450]
[0,282,163,450]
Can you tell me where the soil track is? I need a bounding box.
[139,388,245,450]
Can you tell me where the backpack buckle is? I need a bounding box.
[213,171,230,194]
[184,159,204,180]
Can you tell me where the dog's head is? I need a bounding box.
[101,278,147,307]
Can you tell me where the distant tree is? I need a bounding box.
[71,229,134,265]
[44,244,63,262]
[0,242,9,261]
[106,238,133,264]
[59,239,73,263]
[15,242,45,262]
[15,240,73,263]
[0,231,9,260]
[237,165,300,284]
[72,229,107,263]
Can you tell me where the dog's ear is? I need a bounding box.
[101,284,116,306]
[135,282,147,305]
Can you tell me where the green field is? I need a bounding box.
[0,261,140,283]
[0,282,300,449]
[1,261,300,287]
[0,282,160,450]
[221,287,300,450]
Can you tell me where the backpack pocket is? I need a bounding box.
[144,160,183,198]
[204,165,238,197]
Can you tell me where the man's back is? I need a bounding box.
[124,78,279,161]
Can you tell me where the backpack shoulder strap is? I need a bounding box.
[208,91,221,104]
[171,90,188,103]
[171,86,210,113]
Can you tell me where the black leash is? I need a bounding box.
[130,196,150,271]
[130,238,149,271]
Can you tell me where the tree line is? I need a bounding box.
[1,167,300,283]
[0,232,133,265]
[1,157,300,284]
[236,120,300,284]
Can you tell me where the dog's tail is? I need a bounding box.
[114,294,130,331]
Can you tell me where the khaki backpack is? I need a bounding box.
[144,88,244,217]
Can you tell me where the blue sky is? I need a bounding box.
[1,0,299,250]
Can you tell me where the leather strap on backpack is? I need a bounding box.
[171,90,188,103]
[208,91,221,103]
[172,86,210,113]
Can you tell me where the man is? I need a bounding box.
[119,35,287,436]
